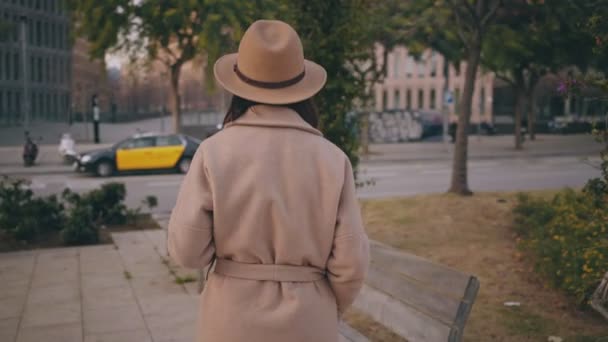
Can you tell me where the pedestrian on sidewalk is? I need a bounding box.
[167,20,369,342]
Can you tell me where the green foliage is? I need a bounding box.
[514,189,607,305]
[61,203,98,246]
[282,0,374,168]
[63,183,128,226]
[0,177,65,243]
[0,177,155,246]
[514,126,608,306]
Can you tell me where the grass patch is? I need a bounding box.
[343,309,406,342]
[361,192,608,341]
[174,275,197,284]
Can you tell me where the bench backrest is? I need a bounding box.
[353,240,479,342]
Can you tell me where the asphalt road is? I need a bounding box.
[15,155,601,214]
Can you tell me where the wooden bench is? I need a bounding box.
[591,271,608,320]
[352,240,480,342]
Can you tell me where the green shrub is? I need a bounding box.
[514,189,608,305]
[61,203,98,245]
[63,182,128,225]
[0,177,65,243]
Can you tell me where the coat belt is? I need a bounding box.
[213,259,326,282]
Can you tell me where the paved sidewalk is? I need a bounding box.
[0,225,365,342]
[362,134,603,164]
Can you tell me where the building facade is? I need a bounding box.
[0,0,71,126]
[71,38,110,119]
[374,46,495,124]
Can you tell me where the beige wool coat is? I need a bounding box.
[168,104,370,342]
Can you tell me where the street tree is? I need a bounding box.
[68,0,274,133]
[484,0,595,148]
[404,0,501,195]
[282,0,377,170]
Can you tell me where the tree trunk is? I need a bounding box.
[442,58,450,149]
[360,113,370,155]
[169,64,183,134]
[514,88,525,150]
[527,92,536,141]
[449,40,480,196]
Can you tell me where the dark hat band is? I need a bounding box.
[233,64,305,89]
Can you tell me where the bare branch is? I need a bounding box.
[480,0,502,29]
[445,0,472,48]
[458,0,478,22]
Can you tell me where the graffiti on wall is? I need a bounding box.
[368,110,424,143]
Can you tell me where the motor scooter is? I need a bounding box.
[23,132,39,167]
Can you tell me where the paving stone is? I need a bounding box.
[83,303,146,335]
[81,273,130,291]
[111,232,149,249]
[26,284,79,306]
[0,317,19,342]
[0,256,35,284]
[16,322,82,342]
[0,296,26,320]
[80,252,125,276]
[145,310,196,342]
[84,329,153,342]
[130,276,186,297]
[138,293,196,316]
[82,285,136,311]
[30,269,79,288]
[0,280,30,300]
[21,301,81,328]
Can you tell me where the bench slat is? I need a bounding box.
[367,264,463,325]
[370,240,471,299]
[354,284,452,342]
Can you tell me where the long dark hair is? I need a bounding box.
[222,95,319,128]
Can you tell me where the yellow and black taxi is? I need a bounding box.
[74,133,201,177]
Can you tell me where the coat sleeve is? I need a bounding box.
[167,146,215,269]
[326,158,370,314]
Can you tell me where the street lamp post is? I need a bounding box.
[92,94,100,143]
[19,16,30,130]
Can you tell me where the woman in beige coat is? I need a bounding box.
[168,19,369,342]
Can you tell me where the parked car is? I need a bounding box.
[74,133,201,177]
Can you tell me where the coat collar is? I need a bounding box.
[224,104,323,136]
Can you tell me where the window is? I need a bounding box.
[6,91,12,115]
[120,137,156,149]
[37,57,42,82]
[430,89,436,109]
[383,89,389,111]
[393,89,400,109]
[430,52,438,77]
[35,21,41,46]
[15,91,21,118]
[157,135,183,147]
[406,89,411,110]
[5,53,10,81]
[418,89,424,109]
[29,56,35,82]
[405,55,414,78]
[417,59,426,78]
[45,57,50,83]
[393,52,399,78]
[13,53,19,80]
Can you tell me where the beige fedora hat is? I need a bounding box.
[214,20,327,104]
